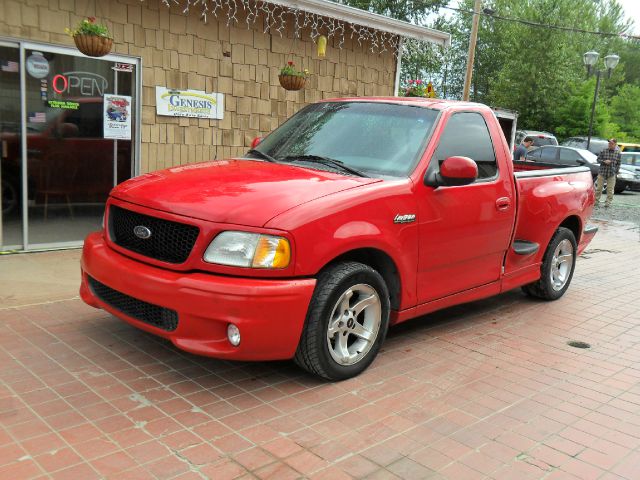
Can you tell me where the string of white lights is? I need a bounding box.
[151,0,420,56]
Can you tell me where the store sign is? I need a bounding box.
[47,100,80,110]
[52,71,108,96]
[103,94,132,140]
[26,52,49,79]
[156,87,224,119]
[112,63,134,73]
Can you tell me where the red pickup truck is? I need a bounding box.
[80,98,597,380]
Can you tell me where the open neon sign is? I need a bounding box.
[52,71,108,96]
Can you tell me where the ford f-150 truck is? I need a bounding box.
[80,98,597,380]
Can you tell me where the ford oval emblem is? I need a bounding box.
[133,225,152,239]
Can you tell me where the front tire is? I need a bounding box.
[294,262,390,381]
[522,227,577,300]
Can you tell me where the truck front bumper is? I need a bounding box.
[80,232,316,361]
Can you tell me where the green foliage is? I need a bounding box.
[552,80,608,139]
[610,84,640,139]
[280,61,309,78]
[331,0,447,22]
[65,17,111,38]
[337,0,640,142]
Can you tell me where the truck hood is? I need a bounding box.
[111,159,380,226]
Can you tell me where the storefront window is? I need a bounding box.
[0,42,138,251]
[0,44,22,249]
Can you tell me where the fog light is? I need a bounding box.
[227,324,241,346]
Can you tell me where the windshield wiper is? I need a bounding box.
[246,149,277,163]
[282,155,368,178]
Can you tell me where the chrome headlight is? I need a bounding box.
[203,231,291,268]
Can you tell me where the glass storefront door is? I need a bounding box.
[0,41,139,251]
[0,42,22,249]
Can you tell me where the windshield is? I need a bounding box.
[621,152,640,166]
[253,102,439,177]
[579,149,597,163]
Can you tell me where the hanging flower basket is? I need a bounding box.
[66,17,113,57]
[278,74,306,91]
[278,61,309,91]
[73,34,113,57]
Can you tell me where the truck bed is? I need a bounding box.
[501,162,595,292]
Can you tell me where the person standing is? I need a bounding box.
[595,138,622,207]
[513,137,534,161]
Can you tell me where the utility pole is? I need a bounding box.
[462,0,482,101]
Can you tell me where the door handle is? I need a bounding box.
[496,197,511,211]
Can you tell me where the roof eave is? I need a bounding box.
[266,0,451,47]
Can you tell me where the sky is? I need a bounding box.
[617,0,639,35]
[443,0,638,35]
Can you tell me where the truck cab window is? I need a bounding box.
[435,112,497,179]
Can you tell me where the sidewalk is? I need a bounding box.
[0,220,639,479]
[0,249,81,308]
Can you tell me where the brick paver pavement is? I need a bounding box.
[1,219,639,479]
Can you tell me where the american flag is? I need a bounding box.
[1,61,19,72]
[28,112,46,123]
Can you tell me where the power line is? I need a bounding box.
[442,5,640,40]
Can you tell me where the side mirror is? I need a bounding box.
[251,137,263,149]
[425,156,478,187]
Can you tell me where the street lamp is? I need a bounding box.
[583,51,619,150]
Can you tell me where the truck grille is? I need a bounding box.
[88,276,178,332]
[108,205,199,264]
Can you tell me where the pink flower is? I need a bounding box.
[288,61,294,66]
[416,79,422,85]
[408,80,414,84]
[87,16,96,23]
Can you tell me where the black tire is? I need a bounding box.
[522,227,577,300]
[614,183,626,194]
[294,261,390,381]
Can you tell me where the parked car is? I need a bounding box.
[561,136,608,155]
[81,98,597,380]
[525,145,598,177]
[618,142,640,153]
[525,145,631,194]
[620,152,640,191]
[621,151,640,167]
[515,130,558,148]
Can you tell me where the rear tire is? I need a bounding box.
[294,262,390,381]
[522,227,577,300]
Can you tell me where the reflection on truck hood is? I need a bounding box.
[111,159,380,226]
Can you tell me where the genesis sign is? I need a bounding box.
[156,87,224,119]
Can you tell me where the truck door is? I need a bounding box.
[416,110,515,303]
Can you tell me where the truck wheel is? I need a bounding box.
[522,227,577,301]
[614,183,626,194]
[294,262,390,381]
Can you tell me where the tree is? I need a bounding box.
[331,0,447,22]
[609,84,640,140]
[552,80,609,140]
